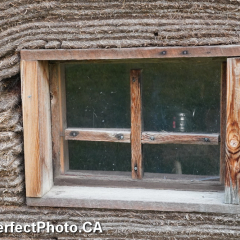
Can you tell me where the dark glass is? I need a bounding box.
[65,59,223,174]
[69,141,131,171]
[65,63,130,128]
[142,58,222,133]
[143,144,220,176]
[65,59,222,132]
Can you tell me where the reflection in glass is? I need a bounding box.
[142,58,222,133]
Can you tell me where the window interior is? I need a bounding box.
[64,58,225,179]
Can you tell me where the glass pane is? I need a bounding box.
[65,59,223,176]
[69,141,131,171]
[65,63,130,128]
[143,144,220,176]
[65,58,223,131]
[142,58,222,133]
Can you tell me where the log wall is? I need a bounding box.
[1,0,240,238]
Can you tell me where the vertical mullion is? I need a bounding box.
[130,69,143,179]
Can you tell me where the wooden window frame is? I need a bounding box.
[20,45,240,212]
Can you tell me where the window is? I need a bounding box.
[20,46,240,212]
[63,59,221,180]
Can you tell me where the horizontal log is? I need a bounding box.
[141,132,220,145]
[65,128,130,143]
[21,45,240,61]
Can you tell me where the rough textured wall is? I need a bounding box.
[1,0,240,81]
[0,0,240,239]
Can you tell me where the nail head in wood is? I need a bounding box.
[183,50,188,55]
[115,133,124,140]
[70,131,79,137]
[161,51,167,55]
[204,137,210,142]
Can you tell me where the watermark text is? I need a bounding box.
[0,221,102,233]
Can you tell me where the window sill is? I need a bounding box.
[27,186,239,214]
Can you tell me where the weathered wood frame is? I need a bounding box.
[21,60,53,197]
[49,63,69,177]
[225,58,240,204]
[20,45,239,205]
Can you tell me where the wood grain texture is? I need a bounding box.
[65,128,130,143]
[50,63,69,176]
[21,45,240,61]
[55,173,223,192]
[225,58,240,204]
[130,69,142,179]
[21,60,53,197]
[26,186,239,214]
[59,65,69,173]
[49,63,60,177]
[142,132,219,145]
[220,62,227,184]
